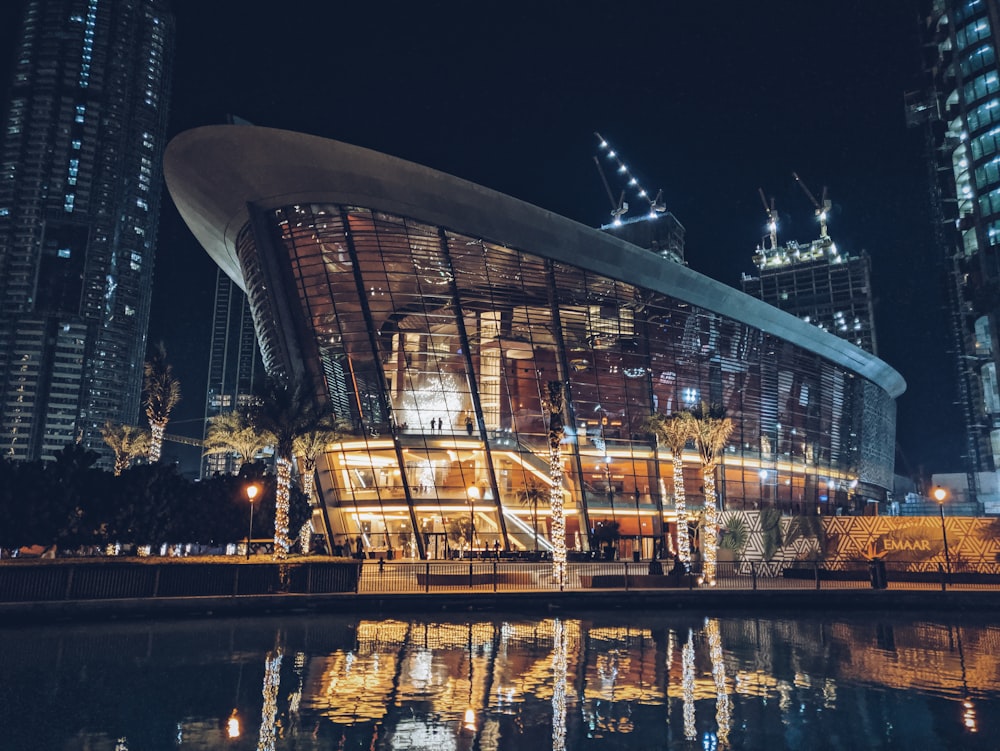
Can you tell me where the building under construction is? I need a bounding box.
[741,235,879,357]
[906,0,1000,506]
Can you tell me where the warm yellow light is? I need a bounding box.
[933,486,947,503]
[467,486,480,501]
[463,707,476,731]
[246,484,259,502]
[226,709,240,739]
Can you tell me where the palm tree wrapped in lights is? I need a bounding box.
[100,421,149,476]
[690,402,734,585]
[643,411,696,569]
[544,381,567,588]
[203,410,271,472]
[293,412,348,554]
[142,342,181,463]
[244,378,323,561]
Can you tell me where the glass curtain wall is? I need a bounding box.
[262,203,889,560]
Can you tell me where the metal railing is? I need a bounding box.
[0,561,361,603]
[357,559,1000,594]
[4,558,999,604]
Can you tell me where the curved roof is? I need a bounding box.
[164,125,905,398]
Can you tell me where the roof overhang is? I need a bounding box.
[164,124,905,398]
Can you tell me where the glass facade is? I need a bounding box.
[233,202,897,560]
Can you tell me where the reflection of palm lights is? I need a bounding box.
[963,699,977,732]
[705,618,731,745]
[257,649,283,751]
[682,629,696,741]
[552,618,568,751]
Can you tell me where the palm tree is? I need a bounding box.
[643,411,696,569]
[244,378,322,560]
[100,421,149,476]
[203,410,270,471]
[293,412,348,504]
[518,479,545,553]
[143,342,181,463]
[689,401,734,585]
[293,412,348,554]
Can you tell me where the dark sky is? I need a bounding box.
[2,1,953,477]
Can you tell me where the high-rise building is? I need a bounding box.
[908,0,1000,493]
[740,234,879,357]
[202,267,263,477]
[0,0,174,462]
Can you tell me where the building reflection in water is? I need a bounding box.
[4,613,1000,749]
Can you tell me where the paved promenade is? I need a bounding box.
[3,559,1000,624]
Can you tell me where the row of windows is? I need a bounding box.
[261,205,892,504]
[960,43,996,79]
[957,16,992,51]
[964,70,999,105]
[966,98,1000,133]
[955,0,985,25]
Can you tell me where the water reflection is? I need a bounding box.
[2,611,1000,749]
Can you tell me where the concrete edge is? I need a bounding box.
[3,588,1000,625]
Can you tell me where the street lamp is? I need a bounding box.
[466,485,479,557]
[933,486,952,578]
[226,708,241,739]
[245,484,259,560]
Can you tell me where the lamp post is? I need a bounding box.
[245,484,259,560]
[934,486,951,578]
[467,485,479,557]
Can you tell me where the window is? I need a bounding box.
[960,44,996,78]
[964,71,999,103]
[957,17,991,50]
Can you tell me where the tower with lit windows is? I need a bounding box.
[201,268,264,477]
[908,0,1000,495]
[0,0,174,461]
[740,236,879,357]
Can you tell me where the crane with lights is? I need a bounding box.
[758,188,779,251]
[594,132,667,225]
[793,171,832,239]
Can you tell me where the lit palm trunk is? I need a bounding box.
[690,402,733,586]
[546,382,566,588]
[673,455,690,569]
[273,457,292,560]
[148,421,166,463]
[643,411,696,569]
[702,471,720,584]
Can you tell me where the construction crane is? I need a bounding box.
[758,188,779,250]
[593,153,628,223]
[793,172,832,238]
[594,132,666,224]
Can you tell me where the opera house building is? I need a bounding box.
[164,126,905,560]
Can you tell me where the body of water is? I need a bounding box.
[2,608,998,750]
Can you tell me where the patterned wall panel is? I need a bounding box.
[720,510,1000,573]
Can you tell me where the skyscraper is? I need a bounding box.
[0,0,174,462]
[909,0,1000,494]
[202,267,263,477]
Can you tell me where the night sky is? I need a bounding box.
[0,1,952,478]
